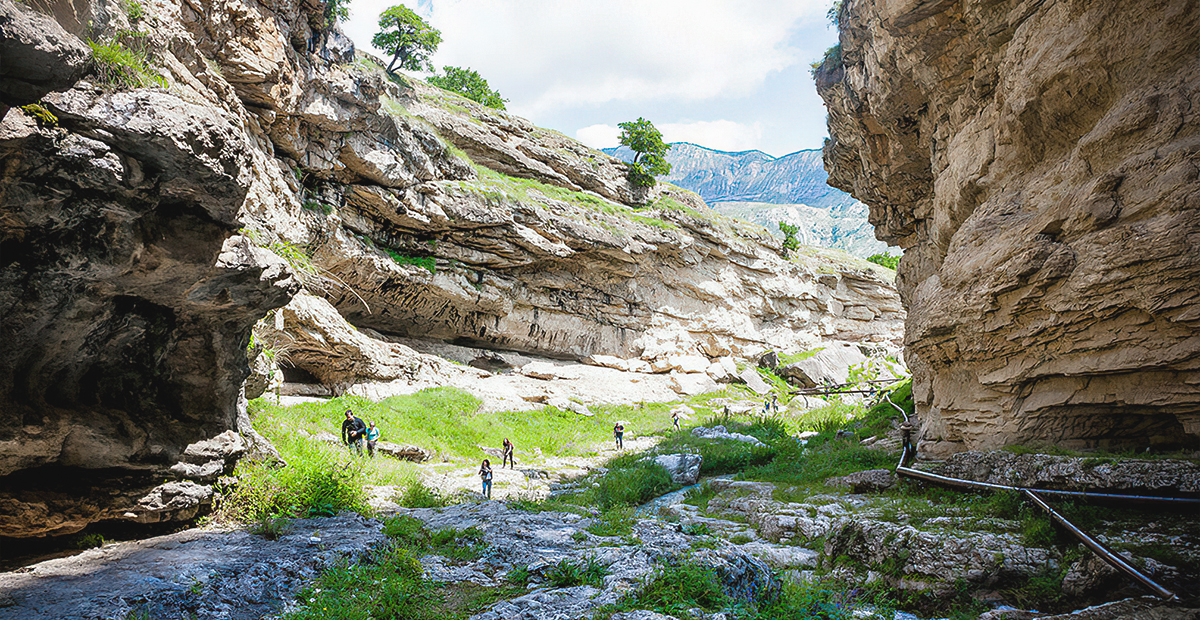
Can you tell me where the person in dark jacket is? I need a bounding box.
[341,409,366,455]
[502,438,515,469]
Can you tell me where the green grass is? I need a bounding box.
[545,557,607,587]
[383,247,437,274]
[448,166,677,231]
[250,388,667,465]
[213,433,375,522]
[87,39,167,89]
[615,557,729,616]
[585,504,637,537]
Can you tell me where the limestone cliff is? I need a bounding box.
[0,0,903,537]
[816,0,1200,454]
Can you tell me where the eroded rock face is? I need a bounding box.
[817,0,1200,453]
[0,0,300,536]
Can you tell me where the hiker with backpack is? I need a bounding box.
[341,409,366,455]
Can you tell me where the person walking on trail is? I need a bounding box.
[614,422,625,450]
[341,409,366,455]
[771,394,779,414]
[502,438,515,469]
[671,409,681,431]
[365,421,381,458]
[479,459,493,499]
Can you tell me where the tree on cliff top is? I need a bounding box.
[618,118,671,188]
[427,66,508,110]
[373,5,441,73]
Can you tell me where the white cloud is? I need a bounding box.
[575,124,622,149]
[344,0,828,114]
[340,0,837,153]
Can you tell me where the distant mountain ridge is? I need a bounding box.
[603,143,859,212]
[604,142,892,257]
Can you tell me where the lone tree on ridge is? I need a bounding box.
[618,117,671,187]
[373,5,441,73]
[427,66,508,110]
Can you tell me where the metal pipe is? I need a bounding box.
[881,386,1185,599]
[1022,489,1177,601]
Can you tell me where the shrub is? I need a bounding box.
[866,253,900,270]
[624,558,728,616]
[250,515,290,540]
[88,39,167,90]
[215,436,370,522]
[591,459,674,510]
[506,564,532,587]
[546,557,607,587]
[396,478,447,508]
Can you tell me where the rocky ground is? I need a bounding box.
[2,404,1197,620]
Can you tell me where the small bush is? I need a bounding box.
[215,437,370,522]
[681,522,711,536]
[250,515,290,540]
[396,478,447,508]
[506,564,532,587]
[429,526,487,561]
[88,39,167,90]
[382,514,427,546]
[624,558,728,616]
[546,557,607,587]
[866,253,900,270]
[591,460,674,510]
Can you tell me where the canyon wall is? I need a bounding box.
[817,0,1200,455]
[1,0,903,536]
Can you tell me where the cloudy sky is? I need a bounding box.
[341,0,839,158]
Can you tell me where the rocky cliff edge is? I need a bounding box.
[817,0,1200,455]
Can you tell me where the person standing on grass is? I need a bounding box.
[614,422,624,450]
[365,421,381,458]
[672,409,681,431]
[771,394,779,414]
[502,438,515,469]
[479,459,493,499]
[341,409,366,455]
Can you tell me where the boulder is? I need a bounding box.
[739,368,772,395]
[0,0,89,109]
[705,357,739,383]
[778,343,868,388]
[669,372,718,396]
[652,453,703,486]
[374,441,432,463]
[824,469,895,493]
[757,350,779,370]
[692,426,766,447]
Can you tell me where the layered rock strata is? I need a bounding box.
[817,0,1200,454]
[0,0,304,537]
[1,0,904,537]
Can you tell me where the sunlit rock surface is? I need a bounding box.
[816,0,1200,454]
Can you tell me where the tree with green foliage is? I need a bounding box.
[372,5,441,73]
[618,117,672,188]
[867,253,900,270]
[778,221,802,253]
[322,0,349,27]
[427,66,507,109]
